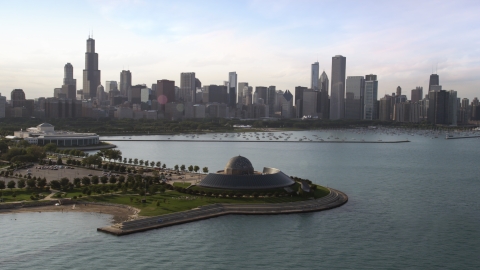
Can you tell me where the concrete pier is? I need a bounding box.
[97,188,348,236]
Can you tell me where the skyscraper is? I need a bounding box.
[120,70,132,97]
[82,37,101,99]
[157,80,175,105]
[345,76,365,119]
[63,63,76,87]
[228,72,237,107]
[238,82,248,105]
[294,86,307,118]
[429,74,440,91]
[311,62,319,90]
[0,93,6,118]
[318,71,329,119]
[364,74,378,120]
[267,86,276,115]
[411,87,423,103]
[329,55,346,120]
[448,90,457,126]
[180,72,196,103]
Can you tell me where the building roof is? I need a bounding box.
[224,155,254,175]
[37,123,53,127]
[198,168,295,190]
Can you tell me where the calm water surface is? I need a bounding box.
[1,129,479,269]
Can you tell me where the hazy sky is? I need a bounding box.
[1,0,479,101]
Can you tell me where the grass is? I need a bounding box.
[172,182,191,188]
[77,183,330,216]
[0,188,51,202]
[189,182,301,196]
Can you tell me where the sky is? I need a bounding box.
[1,0,480,101]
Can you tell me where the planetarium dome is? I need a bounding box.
[224,156,254,175]
[198,156,295,190]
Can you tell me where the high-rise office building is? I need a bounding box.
[255,87,268,103]
[447,90,457,126]
[238,82,248,105]
[364,74,378,120]
[281,90,294,118]
[294,86,307,118]
[318,71,329,119]
[228,72,237,107]
[267,86,276,115]
[11,89,25,101]
[96,85,105,103]
[157,80,175,105]
[82,37,101,99]
[180,72,196,103]
[429,74,440,91]
[244,86,253,105]
[63,63,76,86]
[329,55,346,120]
[302,91,318,117]
[311,62,319,90]
[120,70,132,97]
[411,87,423,103]
[396,86,402,96]
[105,81,118,93]
[345,76,365,119]
[379,95,392,121]
[203,85,228,104]
[0,94,6,118]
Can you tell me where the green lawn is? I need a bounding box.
[0,188,51,202]
[172,182,191,188]
[78,185,329,216]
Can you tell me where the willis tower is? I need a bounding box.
[83,36,101,99]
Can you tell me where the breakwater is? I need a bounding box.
[101,139,409,143]
[97,188,348,236]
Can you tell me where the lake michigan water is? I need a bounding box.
[1,129,479,269]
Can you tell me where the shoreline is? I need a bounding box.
[0,203,139,224]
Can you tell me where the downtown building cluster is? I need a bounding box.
[0,37,479,125]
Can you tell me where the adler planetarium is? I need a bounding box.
[197,156,295,190]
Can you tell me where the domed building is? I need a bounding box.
[198,156,295,190]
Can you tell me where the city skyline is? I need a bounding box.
[1,0,480,100]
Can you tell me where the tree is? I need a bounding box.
[149,185,158,195]
[150,161,155,167]
[0,141,8,154]
[109,175,117,184]
[144,160,149,167]
[17,179,26,189]
[26,145,46,161]
[50,180,61,190]
[180,165,186,171]
[91,175,99,185]
[174,165,179,171]
[57,157,63,165]
[26,179,36,189]
[37,178,47,189]
[194,165,199,173]
[156,161,161,168]
[139,159,144,166]
[7,180,17,190]
[60,178,70,190]
[73,178,81,188]
[188,165,193,172]
[100,176,108,184]
[128,158,133,164]
[82,176,91,186]
[162,164,166,169]
[44,143,57,152]
[133,158,138,165]
[0,180,5,190]
[123,158,127,163]
[203,167,209,173]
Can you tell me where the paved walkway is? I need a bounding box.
[98,187,348,236]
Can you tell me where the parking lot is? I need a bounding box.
[14,164,109,182]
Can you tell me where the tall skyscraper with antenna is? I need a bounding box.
[82,36,101,99]
[429,74,439,91]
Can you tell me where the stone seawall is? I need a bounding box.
[97,188,348,236]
